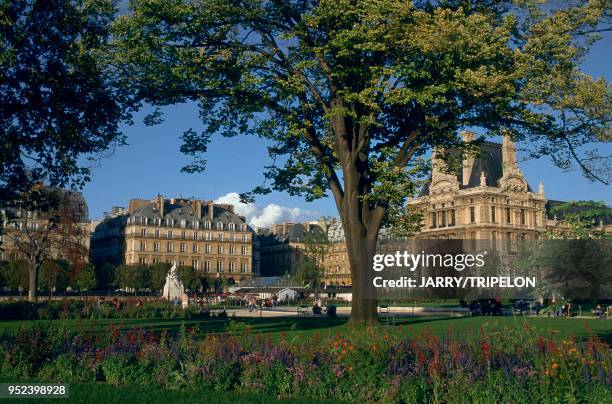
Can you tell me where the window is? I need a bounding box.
[240,262,247,273]
[241,234,248,242]
[192,244,199,253]
[520,209,525,225]
[181,231,186,239]
[241,246,248,255]
[217,245,223,254]
[450,210,456,226]
[180,242,186,253]
[205,233,212,241]
[168,230,173,239]
[179,260,185,267]
[192,260,198,269]
[205,244,211,253]
[167,242,173,252]
[470,207,476,223]
[432,212,437,228]
[491,206,496,223]
[216,222,223,230]
[229,245,235,255]
[193,232,198,240]
[229,261,235,272]
[141,228,147,237]
[153,242,160,252]
[204,261,211,272]
[216,261,223,273]
[139,257,146,264]
[229,234,235,242]
[204,221,211,229]
[441,211,447,227]
[229,223,235,231]
[506,208,511,224]
[152,257,160,264]
[534,212,538,226]
[140,241,147,251]
[241,224,247,231]
[154,229,160,238]
[218,233,224,242]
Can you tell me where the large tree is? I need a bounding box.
[111,0,611,322]
[0,0,131,210]
[2,186,90,301]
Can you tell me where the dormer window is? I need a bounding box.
[229,223,235,231]
[204,221,211,229]
[240,224,247,231]
[216,222,223,230]
[180,219,186,228]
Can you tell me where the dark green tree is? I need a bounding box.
[114,264,141,293]
[38,259,71,296]
[95,262,115,292]
[0,0,133,207]
[149,262,171,293]
[176,265,202,293]
[111,0,611,322]
[73,264,97,293]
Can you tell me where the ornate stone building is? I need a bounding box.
[408,132,548,242]
[91,196,256,281]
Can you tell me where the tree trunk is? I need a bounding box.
[28,260,39,302]
[344,220,378,324]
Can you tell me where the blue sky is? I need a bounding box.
[82,28,611,224]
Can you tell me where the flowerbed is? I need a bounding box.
[0,321,609,402]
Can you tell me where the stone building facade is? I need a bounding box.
[316,132,609,286]
[91,196,256,281]
[408,132,548,242]
[258,222,326,276]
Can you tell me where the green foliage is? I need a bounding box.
[549,200,612,239]
[95,262,115,290]
[114,265,142,291]
[149,262,171,292]
[38,259,71,292]
[110,0,611,321]
[0,260,28,291]
[73,264,97,292]
[176,265,202,292]
[0,0,133,201]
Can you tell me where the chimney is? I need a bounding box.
[207,201,214,219]
[461,131,476,186]
[191,199,202,218]
[157,195,164,217]
[128,199,148,214]
[502,130,519,176]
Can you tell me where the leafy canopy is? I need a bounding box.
[0,0,133,203]
[111,0,610,233]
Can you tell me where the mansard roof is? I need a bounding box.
[128,198,250,229]
[419,141,532,197]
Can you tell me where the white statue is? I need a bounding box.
[162,262,185,301]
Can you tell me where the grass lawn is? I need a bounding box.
[1,315,610,344]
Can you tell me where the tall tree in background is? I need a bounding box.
[0,0,131,218]
[2,187,89,301]
[295,234,330,299]
[112,0,611,322]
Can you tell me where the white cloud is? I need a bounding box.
[214,192,319,228]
